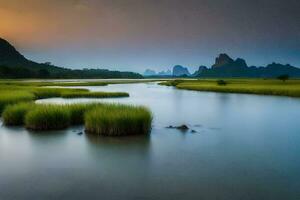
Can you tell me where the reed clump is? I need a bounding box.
[2,102,35,125]
[0,91,35,113]
[85,104,152,136]
[25,105,71,130]
[66,103,98,125]
[61,91,129,98]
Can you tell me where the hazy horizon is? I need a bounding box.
[1,0,299,73]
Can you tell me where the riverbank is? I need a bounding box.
[159,79,300,97]
[0,80,153,135]
[0,79,156,112]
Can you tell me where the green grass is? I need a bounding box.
[2,102,35,125]
[25,105,71,130]
[29,87,89,99]
[2,103,98,128]
[0,91,35,113]
[85,104,152,136]
[0,82,130,113]
[66,104,98,125]
[0,80,153,134]
[61,91,129,98]
[2,102,153,135]
[160,79,300,97]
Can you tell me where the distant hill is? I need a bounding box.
[143,69,157,76]
[196,54,300,78]
[172,65,190,77]
[0,38,143,79]
[143,53,300,78]
[143,69,172,77]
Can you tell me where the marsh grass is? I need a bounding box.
[61,91,129,98]
[0,80,132,113]
[66,103,99,125]
[2,102,35,125]
[3,102,152,134]
[30,88,89,99]
[0,91,35,113]
[85,104,152,136]
[0,80,152,134]
[160,79,300,97]
[25,105,71,130]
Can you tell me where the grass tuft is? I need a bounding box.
[85,104,152,136]
[2,102,35,125]
[0,91,35,113]
[66,103,98,125]
[61,91,129,98]
[25,105,71,130]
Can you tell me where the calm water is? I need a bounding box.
[1,83,300,200]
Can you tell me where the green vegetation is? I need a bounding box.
[61,91,129,98]
[0,80,131,114]
[25,105,71,130]
[67,104,97,125]
[2,102,153,135]
[0,91,35,113]
[217,80,227,86]
[85,104,152,136]
[0,80,153,134]
[2,102,34,125]
[2,103,97,129]
[160,79,300,97]
[277,74,289,82]
[30,87,89,99]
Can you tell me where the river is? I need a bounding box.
[1,82,300,199]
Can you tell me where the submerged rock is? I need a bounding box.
[77,132,83,135]
[177,125,189,130]
[166,124,189,131]
[191,129,197,133]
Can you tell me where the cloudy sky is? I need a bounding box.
[0,0,299,72]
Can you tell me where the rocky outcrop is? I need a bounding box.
[212,54,248,69]
[212,53,234,68]
[193,65,208,76]
[172,65,190,77]
[197,53,300,78]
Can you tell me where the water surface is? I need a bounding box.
[1,83,300,199]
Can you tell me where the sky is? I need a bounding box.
[0,0,299,73]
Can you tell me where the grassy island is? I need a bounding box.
[0,80,153,135]
[85,104,152,136]
[160,79,300,97]
[2,102,152,135]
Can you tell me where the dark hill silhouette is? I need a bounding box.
[143,54,300,78]
[0,38,142,79]
[196,54,300,78]
[172,65,190,76]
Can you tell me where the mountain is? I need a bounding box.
[172,65,190,77]
[143,69,157,76]
[0,38,26,64]
[158,69,172,76]
[0,38,143,79]
[193,66,208,76]
[197,54,300,78]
